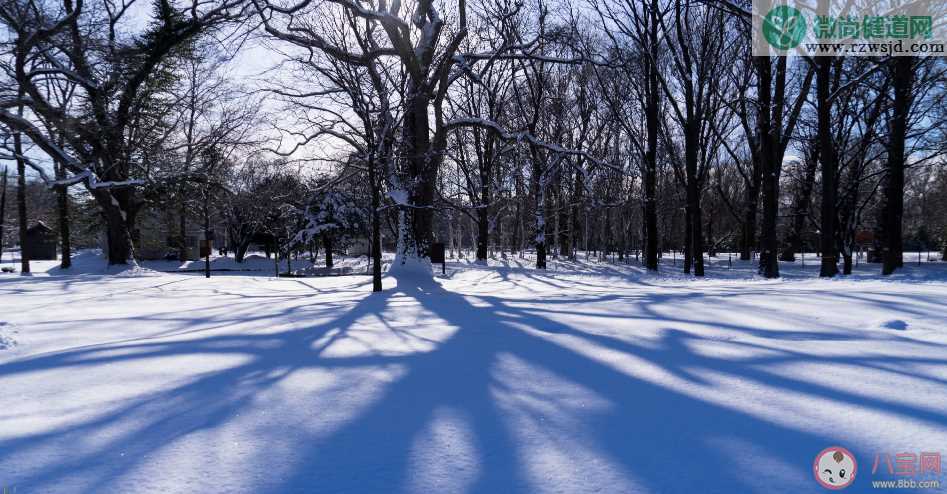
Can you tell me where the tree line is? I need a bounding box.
[2,0,945,289]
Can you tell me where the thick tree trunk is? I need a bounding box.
[685,119,704,277]
[881,57,913,275]
[689,185,706,276]
[234,237,250,263]
[93,189,136,264]
[757,56,779,278]
[394,84,437,270]
[818,57,839,278]
[643,167,658,270]
[104,209,134,264]
[643,4,660,271]
[476,206,488,262]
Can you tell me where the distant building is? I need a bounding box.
[24,222,58,260]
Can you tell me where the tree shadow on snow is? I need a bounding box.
[2,273,946,493]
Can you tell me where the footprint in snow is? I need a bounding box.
[0,322,17,350]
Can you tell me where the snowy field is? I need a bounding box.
[1,252,946,493]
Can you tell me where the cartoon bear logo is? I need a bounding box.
[814,446,858,489]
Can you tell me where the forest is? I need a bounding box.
[4,1,947,492]
[1,0,946,287]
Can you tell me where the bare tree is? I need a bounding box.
[0,0,246,264]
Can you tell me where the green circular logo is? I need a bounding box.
[763,5,806,50]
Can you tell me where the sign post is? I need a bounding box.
[430,243,446,275]
[201,231,215,279]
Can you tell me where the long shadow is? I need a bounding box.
[0,282,404,491]
[258,275,915,493]
[2,272,945,493]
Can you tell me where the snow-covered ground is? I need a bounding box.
[0,248,379,276]
[1,252,946,493]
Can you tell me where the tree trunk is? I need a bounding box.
[643,171,658,270]
[56,162,72,269]
[818,57,839,278]
[394,84,437,269]
[643,4,660,271]
[572,171,583,261]
[0,168,7,264]
[534,190,547,269]
[691,187,705,276]
[13,161,30,273]
[476,206,488,262]
[12,96,31,272]
[511,200,520,255]
[757,55,779,278]
[370,158,383,292]
[234,237,250,263]
[178,191,188,262]
[531,147,547,270]
[324,234,334,269]
[685,119,704,277]
[15,122,29,274]
[842,252,853,275]
[93,189,136,264]
[203,192,211,278]
[881,57,913,275]
[554,186,562,258]
[683,203,692,274]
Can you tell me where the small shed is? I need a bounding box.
[24,222,58,260]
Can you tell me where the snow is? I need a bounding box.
[1,250,377,277]
[0,321,17,350]
[1,253,946,493]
